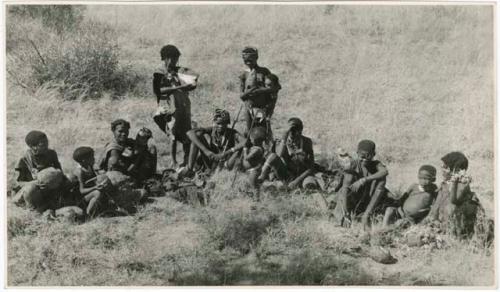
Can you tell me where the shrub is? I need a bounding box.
[6,6,142,100]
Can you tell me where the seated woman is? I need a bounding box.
[423,152,487,239]
[12,130,77,213]
[98,119,136,173]
[258,117,318,190]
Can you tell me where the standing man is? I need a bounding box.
[153,45,199,168]
[238,47,281,140]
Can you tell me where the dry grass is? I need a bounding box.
[5,4,495,286]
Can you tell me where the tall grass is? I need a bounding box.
[6,4,495,286]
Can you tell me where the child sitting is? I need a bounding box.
[242,126,267,189]
[127,127,157,183]
[332,139,389,230]
[383,165,438,227]
[73,146,110,218]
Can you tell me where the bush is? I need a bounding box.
[203,201,278,254]
[7,6,142,100]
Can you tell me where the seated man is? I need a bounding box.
[258,117,318,190]
[185,109,247,175]
[332,140,389,230]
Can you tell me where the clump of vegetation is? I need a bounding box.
[6,5,143,100]
[203,200,279,254]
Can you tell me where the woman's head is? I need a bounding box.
[25,130,49,156]
[440,151,468,179]
[111,119,130,144]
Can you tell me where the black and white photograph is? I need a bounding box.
[3,2,496,287]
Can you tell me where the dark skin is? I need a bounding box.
[157,55,197,167]
[108,124,131,172]
[260,121,314,189]
[382,170,435,227]
[127,135,157,175]
[158,56,197,98]
[349,149,388,192]
[423,164,470,224]
[239,56,280,102]
[333,147,388,230]
[75,156,108,196]
[186,122,247,163]
[15,137,62,190]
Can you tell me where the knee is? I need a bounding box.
[375,179,386,189]
[385,207,396,215]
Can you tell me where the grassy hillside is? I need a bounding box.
[6,4,495,286]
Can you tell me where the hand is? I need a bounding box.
[349,178,367,192]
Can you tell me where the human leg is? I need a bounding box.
[258,153,288,182]
[361,179,387,231]
[85,190,103,218]
[332,173,356,227]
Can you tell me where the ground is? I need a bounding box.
[5,4,495,286]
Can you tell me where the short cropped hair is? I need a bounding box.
[111,119,130,131]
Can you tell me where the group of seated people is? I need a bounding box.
[10,108,487,241]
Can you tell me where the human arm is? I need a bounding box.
[14,158,35,189]
[398,185,414,205]
[288,138,315,189]
[288,168,314,190]
[449,174,472,205]
[75,169,101,196]
[216,130,247,161]
[107,149,128,172]
[350,161,389,192]
[186,128,217,160]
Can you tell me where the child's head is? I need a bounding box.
[25,130,49,156]
[440,151,468,180]
[265,74,279,88]
[242,46,258,69]
[249,126,266,146]
[418,165,436,187]
[357,140,376,161]
[288,117,303,139]
[73,146,95,167]
[213,109,231,133]
[111,119,130,144]
[136,127,153,146]
[160,44,181,69]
